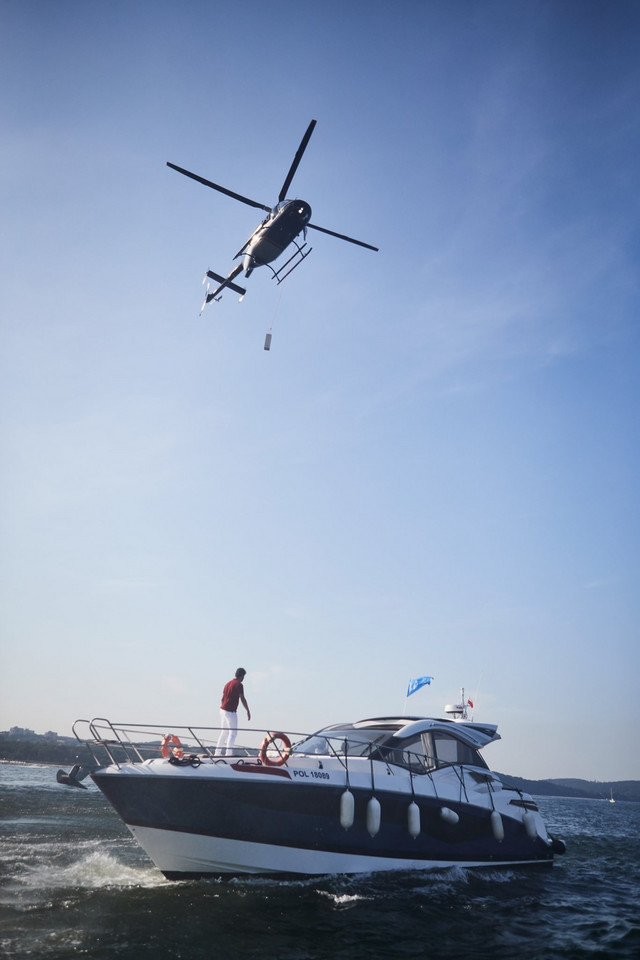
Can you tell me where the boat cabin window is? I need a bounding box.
[292,728,387,758]
[375,735,426,772]
[293,726,487,771]
[376,731,487,772]
[429,732,487,770]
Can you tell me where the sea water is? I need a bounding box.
[1,762,638,959]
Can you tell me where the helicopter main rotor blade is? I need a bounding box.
[278,119,317,202]
[307,221,378,252]
[167,162,271,212]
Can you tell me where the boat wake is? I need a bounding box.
[19,848,169,892]
[220,864,524,907]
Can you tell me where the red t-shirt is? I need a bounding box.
[220,678,244,712]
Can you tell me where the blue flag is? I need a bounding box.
[407,676,433,697]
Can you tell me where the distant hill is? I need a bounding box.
[0,728,161,766]
[497,772,640,803]
[2,729,639,800]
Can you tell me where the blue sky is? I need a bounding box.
[1,1,638,780]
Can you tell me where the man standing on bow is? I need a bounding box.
[215,668,251,756]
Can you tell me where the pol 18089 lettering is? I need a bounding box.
[292,769,331,780]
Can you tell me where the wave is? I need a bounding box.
[9,848,167,894]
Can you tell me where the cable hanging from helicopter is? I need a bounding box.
[167,119,378,311]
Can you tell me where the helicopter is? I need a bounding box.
[167,119,378,310]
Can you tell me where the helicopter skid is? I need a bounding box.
[271,242,312,285]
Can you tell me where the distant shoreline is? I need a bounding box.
[2,735,638,801]
[2,758,635,803]
[1,758,70,768]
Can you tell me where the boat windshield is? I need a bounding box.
[292,728,388,758]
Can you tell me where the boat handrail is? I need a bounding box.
[73,719,314,769]
[70,718,500,810]
[72,718,459,778]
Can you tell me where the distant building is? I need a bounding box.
[4,726,59,740]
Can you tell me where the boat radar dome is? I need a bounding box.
[444,688,470,720]
[444,703,466,719]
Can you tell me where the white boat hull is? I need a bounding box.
[129,824,550,878]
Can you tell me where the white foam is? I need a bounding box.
[21,849,168,890]
[320,891,371,906]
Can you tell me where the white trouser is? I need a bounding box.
[215,709,238,756]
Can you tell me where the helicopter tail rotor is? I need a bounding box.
[200,277,214,314]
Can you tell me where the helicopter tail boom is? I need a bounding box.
[200,267,247,312]
[205,269,246,298]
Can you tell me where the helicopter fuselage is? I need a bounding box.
[242,199,311,276]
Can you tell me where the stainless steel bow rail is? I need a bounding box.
[69,718,312,769]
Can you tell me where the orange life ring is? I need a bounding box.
[259,731,292,767]
[161,734,184,759]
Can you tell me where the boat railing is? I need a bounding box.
[71,719,313,769]
[69,718,501,807]
[72,718,450,780]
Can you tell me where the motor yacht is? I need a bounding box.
[61,708,565,878]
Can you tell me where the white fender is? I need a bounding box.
[339,789,355,830]
[490,810,504,842]
[407,801,421,839]
[523,810,538,839]
[440,806,459,825]
[366,796,381,837]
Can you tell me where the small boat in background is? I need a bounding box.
[609,788,616,803]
